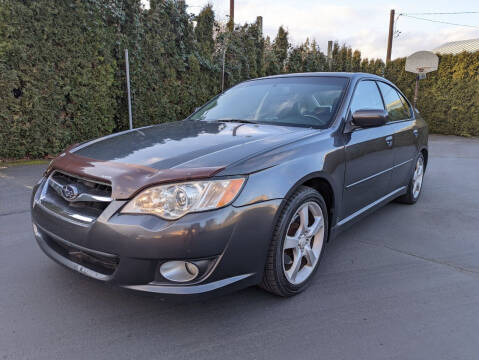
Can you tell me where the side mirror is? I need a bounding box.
[352,109,388,128]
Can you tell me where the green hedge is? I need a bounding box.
[1,0,478,160]
[0,0,120,159]
[385,53,479,137]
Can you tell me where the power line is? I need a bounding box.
[400,14,479,29]
[400,11,479,16]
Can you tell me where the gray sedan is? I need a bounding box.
[31,72,428,297]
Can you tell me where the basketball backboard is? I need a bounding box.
[405,51,439,74]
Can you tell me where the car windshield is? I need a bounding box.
[189,76,349,128]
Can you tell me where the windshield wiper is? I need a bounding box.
[215,119,258,124]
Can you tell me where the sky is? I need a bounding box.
[143,0,479,60]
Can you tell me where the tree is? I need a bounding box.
[273,26,289,72]
[0,0,119,159]
[263,36,280,75]
[2,0,478,159]
[195,5,215,60]
[352,50,361,72]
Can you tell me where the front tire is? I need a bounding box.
[261,186,328,297]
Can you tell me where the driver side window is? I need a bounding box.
[350,81,384,114]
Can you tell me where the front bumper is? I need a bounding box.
[31,182,281,298]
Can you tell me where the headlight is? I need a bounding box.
[121,178,245,220]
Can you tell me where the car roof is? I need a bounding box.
[251,72,386,81]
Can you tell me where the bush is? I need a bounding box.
[0,0,119,159]
[385,53,479,137]
[1,0,478,160]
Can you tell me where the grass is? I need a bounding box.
[0,159,49,168]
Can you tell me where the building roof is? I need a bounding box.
[433,38,479,55]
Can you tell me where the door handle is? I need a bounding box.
[413,129,419,137]
[385,136,393,147]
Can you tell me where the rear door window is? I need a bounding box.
[397,92,412,118]
[377,82,411,122]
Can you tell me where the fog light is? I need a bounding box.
[160,261,199,282]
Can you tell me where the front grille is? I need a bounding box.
[39,171,112,223]
[51,172,111,198]
[44,233,119,275]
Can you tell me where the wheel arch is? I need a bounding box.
[278,172,337,242]
[420,147,428,169]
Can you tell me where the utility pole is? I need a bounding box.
[223,0,235,89]
[327,40,333,71]
[230,0,234,24]
[386,9,395,63]
[125,49,133,130]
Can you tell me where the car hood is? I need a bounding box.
[47,120,315,199]
[72,120,314,170]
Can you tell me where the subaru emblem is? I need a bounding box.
[61,184,79,201]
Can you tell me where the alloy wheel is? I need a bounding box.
[282,201,325,285]
[412,157,424,199]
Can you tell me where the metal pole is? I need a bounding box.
[222,47,226,92]
[386,9,395,63]
[327,40,333,71]
[413,74,419,109]
[125,49,133,130]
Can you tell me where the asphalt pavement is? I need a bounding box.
[1,134,479,360]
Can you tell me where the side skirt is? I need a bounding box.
[329,186,407,240]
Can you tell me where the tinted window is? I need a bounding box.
[350,80,384,113]
[397,92,412,118]
[190,77,349,128]
[377,82,411,121]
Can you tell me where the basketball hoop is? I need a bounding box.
[405,51,439,74]
[405,51,439,108]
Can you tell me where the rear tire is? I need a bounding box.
[396,153,425,204]
[260,186,328,297]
